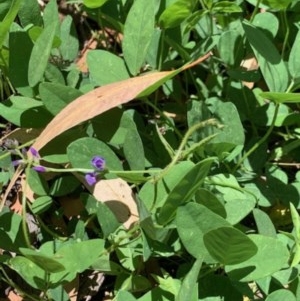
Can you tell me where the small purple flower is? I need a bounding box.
[32,165,46,172]
[29,147,40,158]
[91,156,106,171]
[85,172,97,186]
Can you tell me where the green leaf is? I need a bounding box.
[83,0,109,8]
[203,227,258,265]
[39,82,83,116]
[176,203,230,261]
[49,239,105,284]
[290,202,300,267]
[289,29,300,79]
[0,212,27,252]
[211,1,242,13]
[123,129,145,170]
[87,50,130,86]
[218,30,243,66]
[175,258,203,301]
[115,290,137,301]
[253,208,277,238]
[122,0,155,75]
[159,0,196,29]
[0,96,52,127]
[28,22,59,87]
[228,69,261,82]
[0,0,23,49]
[31,196,53,215]
[261,0,293,10]
[18,0,43,27]
[28,26,61,48]
[195,188,227,218]
[260,92,300,104]
[59,15,79,62]
[81,193,120,238]
[44,63,65,84]
[226,235,289,281]
[226,199,256,225]
[47,287,69,301]
[27,169,49,196]
[242,21,288,92]
[138,161,194,210]
[252,12,279,38]
[43,0,59,29]
[9,256,48,290]
[67,137,123,171]
[207,99,245,153]
[265,289,296,301]
[95,205,121,238]
[8,27,34,97]
[48,175,80,197]
[19,247,66,273]
[157,158,214,225]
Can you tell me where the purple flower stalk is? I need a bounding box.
[91,156,106,171]
[32,165,46,172]
[85,172,97,186]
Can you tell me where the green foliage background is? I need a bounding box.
[1,0,300,300]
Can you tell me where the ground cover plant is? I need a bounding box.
[1,0,300,300]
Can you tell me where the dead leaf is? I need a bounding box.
[76,39,98,73]
[7,290,22,301]
[240,55,259,89]
[64,276,79,301]
[32,53,211,152]
[92,178,138,229]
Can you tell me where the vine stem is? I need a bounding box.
[249,0,262,23]
[152,118,222,183]
[22,167,35,249]
[281,9,290,59]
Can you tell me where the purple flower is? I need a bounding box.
[85,172,97,186]
[29,147,40,158]
[32,165,46,172]
[91,156,106,171]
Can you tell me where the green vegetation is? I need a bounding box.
[1,0,300,300]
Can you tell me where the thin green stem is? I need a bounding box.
[22,167,35,249]
[158,29,165,71]
[34,165,162,175]
[0,139,36,161]
[281,9,290,59]
[35,215,68,241]
[233,103,280,172]
[249,0,262,23]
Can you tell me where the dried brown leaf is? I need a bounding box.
[32,53,211,151]
[93,178,138,229]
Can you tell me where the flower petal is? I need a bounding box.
[29,147,40,158]
[85,172,97,186]
[91,156,106,171]
[32,166,46,172]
